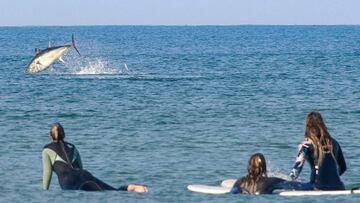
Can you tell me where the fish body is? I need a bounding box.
[26,34,80,73]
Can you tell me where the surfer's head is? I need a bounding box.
[247,153,267,180]
[304,112,333,159]
[50,123,65,142]
[305,112,326,137]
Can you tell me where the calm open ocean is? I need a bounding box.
[0,26,360,202]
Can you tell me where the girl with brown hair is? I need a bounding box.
[289,112,346,190]
[231,153,301,194]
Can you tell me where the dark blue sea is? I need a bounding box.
[1,26,360,202]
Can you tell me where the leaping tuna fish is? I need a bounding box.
[26,34,81,73]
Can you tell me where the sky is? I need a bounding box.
[1,0,360,26]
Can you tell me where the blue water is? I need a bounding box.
[1,26,360,202]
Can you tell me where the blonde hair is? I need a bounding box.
[304,112,333,166]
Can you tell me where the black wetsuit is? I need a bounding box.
[231,176,302,194]
[43,141,128,191]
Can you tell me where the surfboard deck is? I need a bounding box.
[187,185,231,194]
[189,179,360,196]
[221,179,236,188]
[279,189,360,196]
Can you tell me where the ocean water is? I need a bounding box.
[0,25,360,202]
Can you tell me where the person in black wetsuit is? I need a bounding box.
[42,123,149,192]
[289,112,346,190]
[231,153,302,194]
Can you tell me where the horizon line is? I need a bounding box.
[1,23,360,28]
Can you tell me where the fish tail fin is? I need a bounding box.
[71,34,81,56]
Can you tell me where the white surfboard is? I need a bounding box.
[279,189,360,196]
[220,179,237,188]
[189,179,360,196]
[187,185,231,194]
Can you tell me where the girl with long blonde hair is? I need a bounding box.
[289,112,346,190]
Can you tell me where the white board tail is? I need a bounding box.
[187,185,231,194]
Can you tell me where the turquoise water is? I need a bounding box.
[1,26,360,202]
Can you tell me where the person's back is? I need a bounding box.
[231,153,303,195]
[289,112,346,191]
[42,123,148,192]
[232,176,285,194]
[42,132,120,190]
[43,141,85,190]
[290,138,345,190]
[315,149,344,190]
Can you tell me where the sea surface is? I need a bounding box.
[0,26,360,202]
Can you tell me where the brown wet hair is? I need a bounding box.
[50,122,65,142]
[241,153,267,193]
[247,153,267,180]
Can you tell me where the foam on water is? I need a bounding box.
[73,59,120,75]
[268,170,292,181]
[47,54,130,75]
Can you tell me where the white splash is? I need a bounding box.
[62,58,131,75]
[74,59,116,75]
[124,63,129,72]
[267,160,293,181]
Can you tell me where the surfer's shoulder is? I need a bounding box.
[43,142,55,149]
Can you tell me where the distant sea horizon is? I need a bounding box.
[1,23,360,27]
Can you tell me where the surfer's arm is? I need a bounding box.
[231,178,244,194]
[290,141,310,180]
[231,186,242,194]
[336,145,347,175]
[42,149,53,190]
[72,147,83,169]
